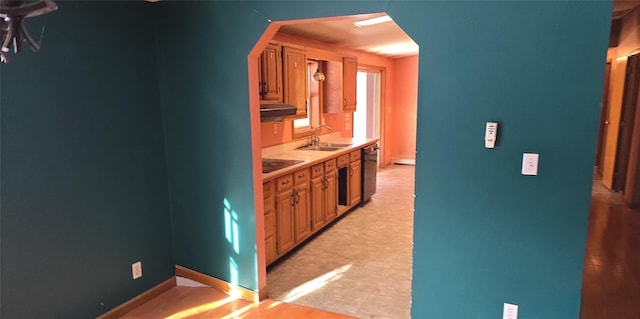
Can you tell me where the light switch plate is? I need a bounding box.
[522,153,539,175]
[132,261,142,280]
[503,303,518,319]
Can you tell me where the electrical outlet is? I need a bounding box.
[132,261,142,280]
[273,123,278,134]
[503,303,518,319]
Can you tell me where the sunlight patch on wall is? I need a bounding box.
[224,198,240,254]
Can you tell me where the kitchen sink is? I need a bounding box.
[318,143,352,147]
[296,142,352,151]
[296,146,343,151]
[262,158,304,174]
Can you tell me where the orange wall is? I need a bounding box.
[260,32,399,166]
[390,55,418,161]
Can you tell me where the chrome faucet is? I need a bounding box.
[308,125,332,146]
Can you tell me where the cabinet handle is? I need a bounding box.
[349,167,353,176]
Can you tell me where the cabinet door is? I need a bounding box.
[276,188,295,254]
[283,46,308,117]
[322,60,343,114]
[263,182,277,265]
[311,175,325,231]
[349,159,362,207]
[260,43,283,102]
[343,56,357,111]
[325,170,338,222]
[294,184,311,242]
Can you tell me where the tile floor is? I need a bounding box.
[267,164,415,319]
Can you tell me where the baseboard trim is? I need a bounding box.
[175,265,260,303]
[392,157,416,165]
[97,277,176,319]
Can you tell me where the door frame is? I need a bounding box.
[356,65,386,167]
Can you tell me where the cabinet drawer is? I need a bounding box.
[337,154,350,167]
[350,150,361,162]
[311,163,324,178]
[263,181,274,199]
[276,175,293,191]
[324,158,337,172]
[293,168,309,185]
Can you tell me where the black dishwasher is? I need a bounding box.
[361,143,378,204]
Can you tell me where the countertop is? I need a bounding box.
[262,137,378,181]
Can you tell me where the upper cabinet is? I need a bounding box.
[322,56,357,113]
[259,43,283,103]
[282,46,308,117]
[322,60,343,114]
[342,56,357,112]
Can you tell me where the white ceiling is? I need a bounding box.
[277,13,419,59]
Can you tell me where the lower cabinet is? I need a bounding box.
[272,168,311,261]
[349,150,362,207]
[265,146,367,265]
[263,181,277,265]
[275,175,295,254]
[310,159,338,231]
[293,168,311,242]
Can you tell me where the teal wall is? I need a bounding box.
[155,0,611,318]
[153,0,388,292]
[0,1,612,318]
[0,2,174,317]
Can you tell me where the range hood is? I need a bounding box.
[260,103,298,122]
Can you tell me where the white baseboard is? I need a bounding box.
[392,157,415,165]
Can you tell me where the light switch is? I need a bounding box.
[503,303,518,319]
[521,153,539,175]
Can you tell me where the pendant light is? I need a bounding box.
[312,66,325,82]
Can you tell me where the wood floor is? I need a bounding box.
[580,175,640,319]
[121,285,353,319]
[121,167,640,318]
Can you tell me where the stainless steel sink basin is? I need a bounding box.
[296,146,343,151]
[262,158,304,173]
[296,142,351,151]
[318,143,352,148]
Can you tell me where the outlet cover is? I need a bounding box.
[132,261,142,280]
[503,303,518,319]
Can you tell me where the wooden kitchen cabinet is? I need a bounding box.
[263,181,277,265]
[283,46,308,117]
[293,168,311,242]
[349,150,362,207]
[264,144,371,264]
[258,43,283,103]
[310,159,338,231]
[322,60,343,114]
[343,56,357,112]
[311,164,325,230]
[275,175,295,254]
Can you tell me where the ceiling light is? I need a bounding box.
[353,15,392,28]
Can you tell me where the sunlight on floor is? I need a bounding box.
[283,264,352,303]
[219,303,256,319]
[166,296,235,319]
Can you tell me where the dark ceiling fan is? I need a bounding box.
[0,0,58,63]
